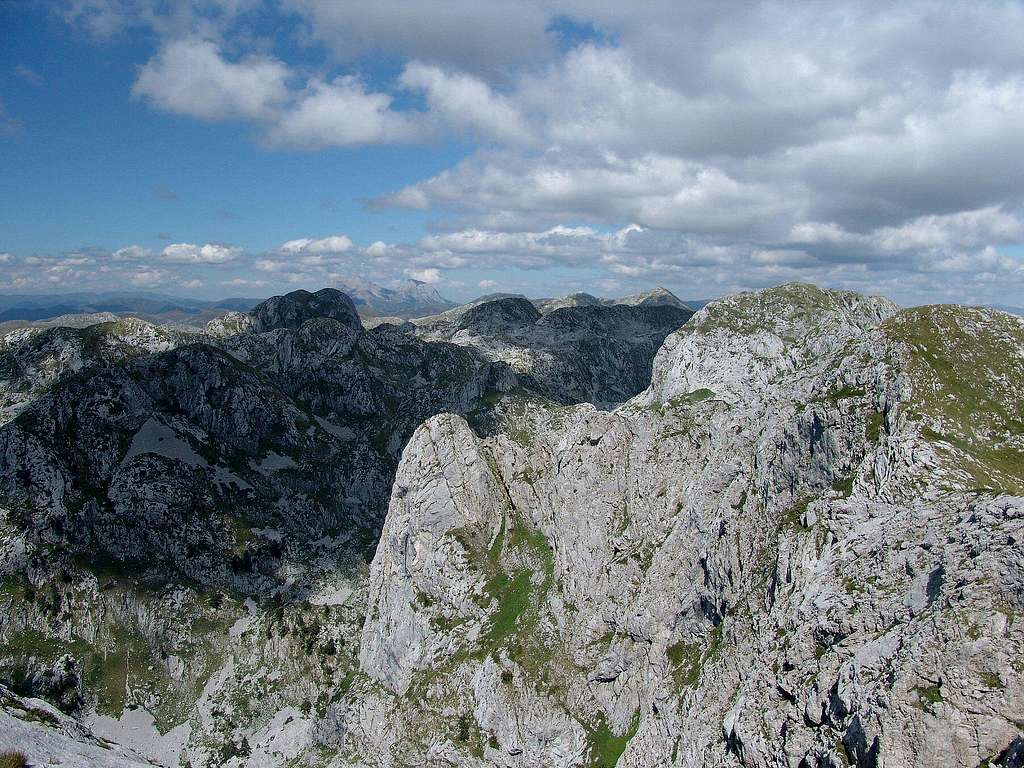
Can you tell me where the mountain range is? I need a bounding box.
[0,284,712,336]
[0,283,1021,768]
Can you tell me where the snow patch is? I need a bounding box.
[125,418,207,467]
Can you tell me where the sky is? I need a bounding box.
[1,1,1023,306]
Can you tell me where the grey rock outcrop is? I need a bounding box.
[342,283,1024,768]
[416,297,694,406]
[248,288,363,334]
[2,282,1022,768]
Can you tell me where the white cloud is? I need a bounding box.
[254,258,287,272]
[279,234,354,254]
[161,242,242,263]
[42,0,1024,306]
[180,278,204,289]
[265,76,419,149]
[222,277,268,289]
[405,267,442,283]
[0,253,11,263]
[128,268,169,287]
[57,0,261,41]
[133,38,289,121]
[112,244,153,260]
[478,279,497,289]
[400,62,530,143]
[365,240,390,257]
[281,0,553,75]
[388,150,794,237]
[791,207,1024,256]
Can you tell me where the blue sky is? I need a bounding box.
[1,1,1023,306]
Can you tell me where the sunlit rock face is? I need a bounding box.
[342,284,1024,768]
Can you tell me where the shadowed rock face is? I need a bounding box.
[418,297,695,406]
[456,297,542,334]
[0,288,686,588]
[249,288,363,333]
[0,324,509,584]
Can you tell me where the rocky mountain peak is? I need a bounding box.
[455,296,542,334]
[646,282,899,405]
[249,288,362,333]
[2,281,1022,768]
[615,285,689,309]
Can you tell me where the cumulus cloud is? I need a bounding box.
[47,0,1024,305]
[112,244,153,260]
[222,277,268,289]
[387,150,795,237]
[129,268,170,287]
[790,207,1024,255]
[161,242,242,263]
[282,0,554,75]
[133,38,289,121]
[265,77,420,148]
[405,267,442,283]
[57,0,260,41]
[400,63,530,143]
[279,234,354,254]
[365,241,390,257]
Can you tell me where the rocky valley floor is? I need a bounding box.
[0,283,1022,768]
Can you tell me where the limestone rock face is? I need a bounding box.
[343,283,1024,768]
[0,317,192,425]
[0,283,697,767]
[2,282,1023,768]
[248,288,363,334]
[457,298,543,335]
[1,684,155,767]
[418,297,694,406]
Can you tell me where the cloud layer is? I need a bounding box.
[13,0,1024,305]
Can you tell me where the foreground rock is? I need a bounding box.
[0,285,693,767]
[338,284,1024,767]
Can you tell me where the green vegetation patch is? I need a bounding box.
[693,283,849,336]
[649,388,716,417]
[667,623,724,692]
[432,511,562,694]
[883,306,1024,494]
[0,582,236,732]
[671,388,715,406]
[912,682,943,712]
[866,411,884,444]
[781,496,813,531]
[0,750,29,768]
[832,474,854,498]
[586,710,640,768]
[666,640,702,687]
[821,385,866,405]
[482,569,533,647]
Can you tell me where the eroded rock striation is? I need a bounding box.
[337,284,1024,768]
[1,283,1021,767]
[0,285,694,766]
[415,297,693,406]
